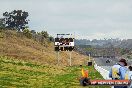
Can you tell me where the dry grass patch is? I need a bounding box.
[0,30,87,66]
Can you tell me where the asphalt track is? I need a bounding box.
[94,57,132,71]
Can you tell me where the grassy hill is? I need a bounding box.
[0,56,111,88]
[0,30,110,88]
[0,30,87,66]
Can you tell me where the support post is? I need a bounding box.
[69,51,72,66]
[57,51,59,66]
[89,54,90,61]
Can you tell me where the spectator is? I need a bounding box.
[109,58,128,88]
[125,66,132,88]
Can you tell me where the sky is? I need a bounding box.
[0,0,132,39]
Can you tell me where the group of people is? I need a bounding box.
[109,58,132,88]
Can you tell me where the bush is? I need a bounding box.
[23,29,32,39]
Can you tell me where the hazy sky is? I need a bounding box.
[0,0,132,39]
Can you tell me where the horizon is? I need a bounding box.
[75,38,132,41]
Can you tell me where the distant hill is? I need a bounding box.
[75,39,132,49]
[75,39,132,58]
[0,30,87,66]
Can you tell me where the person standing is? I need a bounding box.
[109,58,128,88]
[125,66,132,88]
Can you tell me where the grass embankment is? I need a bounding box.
[0,56,110,88]
[0,30,87,66]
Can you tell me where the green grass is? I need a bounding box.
[0,56,111,88]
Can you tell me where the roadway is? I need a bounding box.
[94,57,132,71]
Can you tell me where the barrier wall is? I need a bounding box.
[94,63,111,80]
[94,62,113,88]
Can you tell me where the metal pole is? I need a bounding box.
[70,51,72,66]
[89,54,90,61]
[57,51,59,66]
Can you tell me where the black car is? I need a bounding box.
[106,59,110,63]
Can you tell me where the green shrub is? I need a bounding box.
[23,28,32,39]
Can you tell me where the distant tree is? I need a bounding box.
[92,39,97,43]
[37,32,41,35]
[0,18,5,29]
[49,36,54,42]
[120,48,128,55]
[41,31,49,38]
[31,30,36,34]
[3,10,29,31]
[23,28,32,39]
